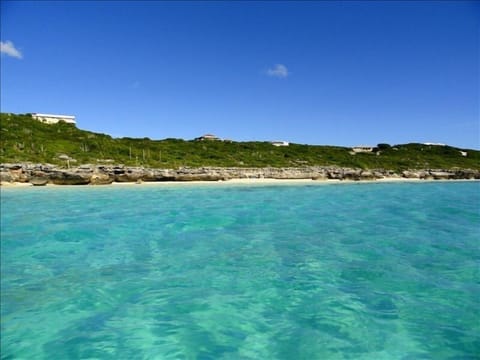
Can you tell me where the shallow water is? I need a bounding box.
[1,182,479,359]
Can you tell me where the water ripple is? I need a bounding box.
[1,182,479,358]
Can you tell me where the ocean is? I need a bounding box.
[1,182,479,359]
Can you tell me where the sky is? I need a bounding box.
[1,1,479,149]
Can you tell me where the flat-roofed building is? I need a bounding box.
[352,146,374,153]
[32,113,76,125]
[194,134,221,141]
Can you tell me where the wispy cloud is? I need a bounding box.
[0,40,22,59]
[267,64,288,78]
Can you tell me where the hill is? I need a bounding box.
[1,113,479,171]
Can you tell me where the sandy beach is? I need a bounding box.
[2,177,476,189]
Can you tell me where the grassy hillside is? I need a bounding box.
[1,113,479,170]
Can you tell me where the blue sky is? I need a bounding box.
[1,1,479,149]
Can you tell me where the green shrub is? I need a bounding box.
[1,113,479,170]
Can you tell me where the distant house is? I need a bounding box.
[423,142,446,146]
[352,146,374,153]
[271,141,289,147]
[32,113,76,125]
[195,134,221,141]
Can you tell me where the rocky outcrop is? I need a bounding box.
[113,167,145,182]
[30,176,49,186]
[90,172,114,185]
[0,163,479,185]
[49,170,92,185]
[0,171,13,183]
[430,171,455,180]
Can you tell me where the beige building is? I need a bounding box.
[32,113,76,125]
[195,134,221,141]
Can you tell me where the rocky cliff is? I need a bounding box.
[1,164,479,185]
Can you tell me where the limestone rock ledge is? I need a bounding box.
[0,163,479,185]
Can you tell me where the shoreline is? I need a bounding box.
[2,177,479,189]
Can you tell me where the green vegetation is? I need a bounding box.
[1,113,479,170]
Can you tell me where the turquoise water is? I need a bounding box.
[1,182,479,359]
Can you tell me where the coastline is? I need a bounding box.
[2,177,478,189]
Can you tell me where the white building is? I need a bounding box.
[352,146,374,153]
[423,142,446,146]
[271,141,289,147]
[31,113,76,125]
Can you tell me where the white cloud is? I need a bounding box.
[0,40,23,59]
[267,64,288,78]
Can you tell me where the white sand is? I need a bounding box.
[4,177,475,190]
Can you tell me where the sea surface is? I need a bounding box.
[1,182,479,359]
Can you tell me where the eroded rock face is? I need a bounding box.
[114,168,145,182]
[30,177,49,186]
[0,163,479,185]
[402,171,420,179]
[430,171,454,180]
[49,171,91,185]
[90,172,114,185]
[360,170,375,180]
[457,169,480,179]
[174,174,226,181]
[0,171,13,182]
[5,167,29,182]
